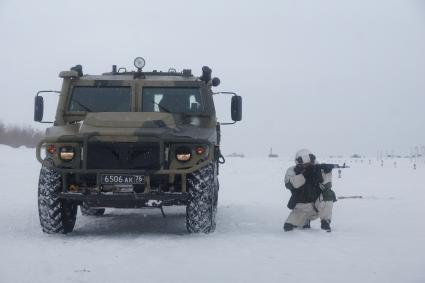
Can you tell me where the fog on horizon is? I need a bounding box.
[0,0,424,158]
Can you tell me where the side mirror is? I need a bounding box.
[231,95,242,122]
[213,91,242,125]
[34,96,44,122]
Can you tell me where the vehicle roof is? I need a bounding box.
[76,73,200,82]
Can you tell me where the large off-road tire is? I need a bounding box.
[80,202,105,216]
[38,165,77,234]
[186,163,218,233]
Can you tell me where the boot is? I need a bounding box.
[283,223,296,232]
[302,220,311,229]
[321,219,331,232]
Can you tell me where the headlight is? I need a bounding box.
[176,146,192,162]
[176,153,191,161]
[59,146,75,161]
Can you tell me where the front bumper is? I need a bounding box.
[57,161,209,194]
[60,192,189,208]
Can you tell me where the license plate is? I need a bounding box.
[100,174,145,185]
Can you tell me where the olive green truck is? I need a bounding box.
[34,58,242,234]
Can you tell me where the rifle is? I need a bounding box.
[294,163,349,175]
[314,163,350,172]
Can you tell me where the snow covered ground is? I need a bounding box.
[0,145,424,283]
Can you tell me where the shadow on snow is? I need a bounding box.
[70,207,188,237]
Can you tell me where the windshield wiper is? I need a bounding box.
[71,98,93,112]
[152,100,171,113]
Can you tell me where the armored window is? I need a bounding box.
[68,86,131,112]
[141,87,203,113]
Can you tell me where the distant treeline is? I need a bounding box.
[0,121,44,148]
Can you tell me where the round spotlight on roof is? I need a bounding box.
[134,57,146,70]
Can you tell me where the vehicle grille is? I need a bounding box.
[86,142,160,170]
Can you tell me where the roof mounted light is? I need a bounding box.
[134,57,146,71]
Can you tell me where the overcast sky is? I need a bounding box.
[0,0,424,158]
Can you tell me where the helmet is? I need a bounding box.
[295,149,316,165]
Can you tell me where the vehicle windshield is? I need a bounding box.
[142,87,203,113]
[68,86,131,112]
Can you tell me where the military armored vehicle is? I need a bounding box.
[34,57,242,234]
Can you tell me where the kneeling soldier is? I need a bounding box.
[283,149,337,232]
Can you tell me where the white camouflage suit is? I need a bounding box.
[284,151,335,228]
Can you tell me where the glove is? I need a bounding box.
[294,164,304,175]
